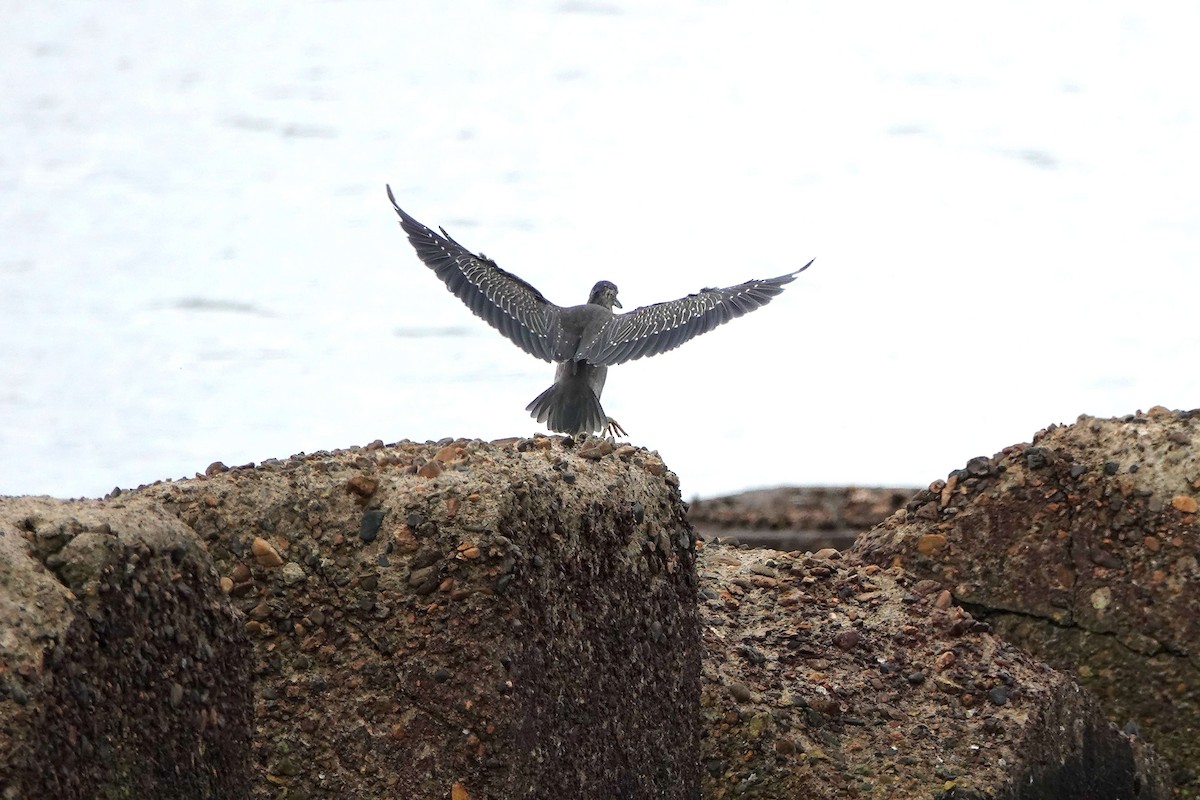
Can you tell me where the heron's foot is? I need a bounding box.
[603,417,628,438]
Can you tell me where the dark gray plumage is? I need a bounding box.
[387,185,812,436]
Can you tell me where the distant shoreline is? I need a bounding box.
[688,484,918,551]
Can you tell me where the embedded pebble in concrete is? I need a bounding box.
[251,536,283,568]
[359,509,385,542]
[280,562,306,586]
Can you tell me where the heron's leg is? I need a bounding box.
[603,417,628,438]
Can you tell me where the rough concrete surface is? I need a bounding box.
[7,412,1192,799]
[122,435,700,799]
[855,407,1200,795]
[0,497,252,799]
[697,542,1171,799]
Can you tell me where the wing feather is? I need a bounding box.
[577,261,813,366]
[387,186,556,362]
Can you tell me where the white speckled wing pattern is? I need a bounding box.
[387,186,556,363]
[577,260,813,367]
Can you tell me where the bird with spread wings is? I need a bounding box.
[387,185,812,437]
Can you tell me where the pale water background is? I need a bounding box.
[2,1,1198,501]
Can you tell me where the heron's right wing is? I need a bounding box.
[388,185,556,362]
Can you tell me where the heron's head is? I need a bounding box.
[588,280,622,310]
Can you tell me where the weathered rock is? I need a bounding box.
[698,543,1171,799]
[855,407,1199,793]
[125,436,699,799]
[0,497,252,799]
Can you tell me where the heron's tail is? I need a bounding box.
[525,379,605,435]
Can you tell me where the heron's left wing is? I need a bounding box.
[388,185,557,362]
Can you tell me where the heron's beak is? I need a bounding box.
[613,297,623,309]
